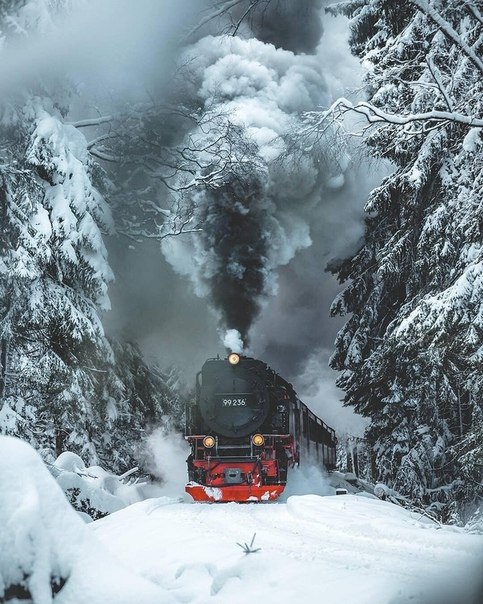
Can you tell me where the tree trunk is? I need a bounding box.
[0,338,8,400]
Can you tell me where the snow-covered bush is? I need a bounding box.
[50,450,164,520]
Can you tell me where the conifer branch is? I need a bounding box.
[410,0,483,75]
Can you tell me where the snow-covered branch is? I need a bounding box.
[87,133,118,150]
[425,56,453,112]
[464,2,483,26]
[89,148,118,163]
[410,0,483,75]
[68,115,114,128]
[326,97,483,129]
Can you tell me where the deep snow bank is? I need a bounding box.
[0,436,173,603]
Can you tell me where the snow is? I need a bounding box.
[92,490,483,604]
[0,437,170,603]
[462,127,481,153]
[1,437,482,602]
[30,204,52,239]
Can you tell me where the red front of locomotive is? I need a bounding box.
[185,354,298,503]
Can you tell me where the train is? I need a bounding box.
[184,353,337,502]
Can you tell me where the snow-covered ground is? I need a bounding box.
[2,436,482,604]
[93,490,483,604]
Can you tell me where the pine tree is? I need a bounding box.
[328,0,483,519]
[100,340,185,472]
[0,1,185,471]
[0,99,117,462]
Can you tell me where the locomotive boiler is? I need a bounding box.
[185,354,337,502]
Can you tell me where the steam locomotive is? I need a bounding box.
[185,354,337,502]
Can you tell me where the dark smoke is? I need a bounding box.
[202,176,268,345]
[247,0,324,54]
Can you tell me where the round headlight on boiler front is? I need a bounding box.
[228,353,240,365]
[203,435,215,448]
[252,434,265,447]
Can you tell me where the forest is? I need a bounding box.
[0,0,481,526]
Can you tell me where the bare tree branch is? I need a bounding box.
[184,0,247,41]
[232,1,258,36]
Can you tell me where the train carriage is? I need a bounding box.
[185,353,337,502]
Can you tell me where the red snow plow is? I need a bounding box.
[185,434,291,502]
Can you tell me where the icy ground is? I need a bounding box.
[1,436,482,604]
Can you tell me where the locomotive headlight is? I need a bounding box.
[228,353,240,365]
[252,434,265,447]
[203,436,215,448]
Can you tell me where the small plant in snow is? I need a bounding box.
[236,533,261,555]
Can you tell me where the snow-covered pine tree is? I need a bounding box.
[0,1,185,471]
[328,0,482,520]
[0,98,117,462]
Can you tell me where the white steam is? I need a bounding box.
[223,329,244,353]
[144,427,191,500]
[279,461,334,501]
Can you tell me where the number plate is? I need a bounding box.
[221,398,247,407]
[215,393,256,409]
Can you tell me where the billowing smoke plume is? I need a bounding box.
[231,0,324,54]
[162,31,345,348]
[196,173,269,344]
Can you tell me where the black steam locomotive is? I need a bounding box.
[185,354,337,502]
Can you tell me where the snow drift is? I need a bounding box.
[93,491,483,604]
[0,436,171,603]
